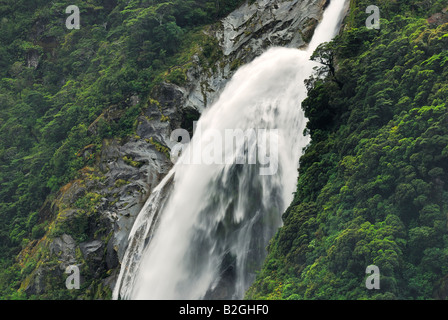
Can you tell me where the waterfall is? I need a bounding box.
[113,0,348,300]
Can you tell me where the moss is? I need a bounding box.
[230,58,243,71]
[166,68,188,86]
[74,192,102,212]
[47,197,98,243]
[114,179,129,188]
[123,155,144,168]
[160,114,170,122]
[31,223,47,240]
[149,137,171,159]
[149,98,159,105]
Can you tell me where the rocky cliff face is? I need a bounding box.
[18,0,328,299]
[186,0,328,113]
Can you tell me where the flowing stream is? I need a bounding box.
[113,0,348,300]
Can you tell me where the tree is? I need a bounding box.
[309,42,343,89]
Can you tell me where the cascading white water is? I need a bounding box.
[113,0,348,300]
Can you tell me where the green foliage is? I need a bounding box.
[248,1,448,300]
[0,0,246,299]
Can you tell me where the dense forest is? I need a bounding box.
[247,0,448,300]
[0,0,245,299]
[1,0,448,300]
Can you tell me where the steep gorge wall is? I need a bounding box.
[18,0,328,299]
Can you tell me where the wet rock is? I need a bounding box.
[103,0,329,285]
[18,0,329,299]
[80,240,105,276]
[184,0,327,113]
[80,240,104,258]
[49,234,77,271]
[24,266,50,296]
[106,238,119,270]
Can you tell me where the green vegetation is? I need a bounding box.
[2,0,447,301]
[148,137,171,158]
[0,0,245,299]
[247,0,448,300]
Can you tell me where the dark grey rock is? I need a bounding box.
[80,240,104,259]
[49,234,77,271]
